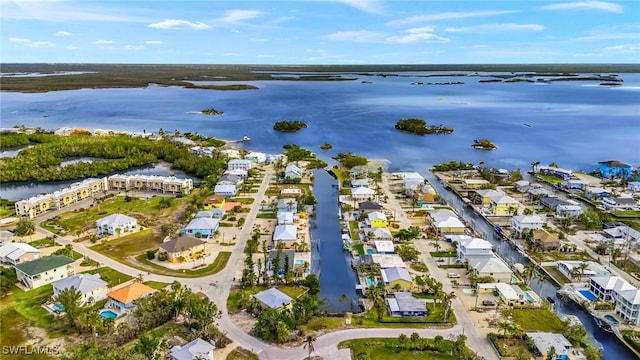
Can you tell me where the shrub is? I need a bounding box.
[157,252,168,261]
[146,250,156,260]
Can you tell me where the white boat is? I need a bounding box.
[242,136,251,141]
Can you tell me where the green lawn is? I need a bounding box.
[353,243,365,255]
[29,237,58,248]
[143,281,170,290]
[0,308,53,360]
[354,305,455,329]
[133,251,232,278]
[226,347,259,360]
[83,267,133,287]
[410,262,429,273]
[339,338,458,360]
[90,229,163,258]
[228,197,255,204]
[504,308,565,332]
[543,266,572,285]
[430,251,457,258]
[227,285,308,311]
[349,221,360,240]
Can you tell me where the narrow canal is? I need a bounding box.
[424,172,636,359]
[310,169,360,313]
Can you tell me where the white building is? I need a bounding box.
[284,164,302,179]
[556,204,583,217]
[351,187,375,201]
[628,182,640,192]
[590,276,635,302]
[457,237,493,262]
[616,289,640,326]
[227,159,252,171]
[96,214,138,236]
[15,255,76,289]
[273,225,297,247]
[52,273,109,306]
[213,184,237,197]
[511,215,545,234]
[526,332,573,360]
[373,240,395,254]
[469,255,514,283]
[169,338,215,360]
[277,211,295,225]
[0,242,40,265]
[245,152,267,163]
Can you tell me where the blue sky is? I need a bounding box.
[1,0,639,64]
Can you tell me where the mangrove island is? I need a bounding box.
[201,108,223,115]
[472,138,498,150]
[394,118,454,135]
[273,120,308,133]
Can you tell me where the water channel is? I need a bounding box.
[423,172,636,359]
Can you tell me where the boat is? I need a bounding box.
[594,317,614,333]
[524,123,532,128]
[546,296,556,304]
[242,136,251,141]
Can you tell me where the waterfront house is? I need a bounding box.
[526,332,572,360]
[105,282,155,313]
[463,179,490,189]
[245,152,267,163]
[598,160,633,179]
[358,201,383,215]
[268,249,295,273]
[367,211,388,228]
[159,236,206,263]
[351,187,375,201]
[469,256,514,283]
[169,338,215,360]
[603,225,640,242]
[369,227,393,240]
[557,204,583,218]
[277,198,298,213]
[203,195,225,210]
[457,237,493,262]
[602,197,637,210]
[52,273,109,305]
[367,254,407,268]
[515,180,530,192]
[227,159,252,171]
[511,215,545,234]
[0,242,40,265]
[284,164,302,180]
[474,189,502,206]
[217,174,242,187]
[213,184,237,197]
[527,187,552,200]
[538,166,573,180]
[351,179,369,188]
[562,179,589,191]
[381,267,412,291]
[489,195,520,215]
[195,208,225,220]
[615,289,640,326]
[15,255,75,289]
[540,196,570,210]
[386,292,427,317]
[533,230,560,251]
[281,188,302,198]
[590,276,635,302]
[253,287,292,310]
[277,211,295,225]
[96,213,138,236]
[433,216,466,234]
[273,225,297,247]
[628,182,640,192]
[585,187,611,200]
[556,261,600,280]
[224,168,248,179]
[182,217,219,238]
[373,240,395,254]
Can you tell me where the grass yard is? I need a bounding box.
[29,237,58,248]
[504,308,565,332]
[83,267,133,286]
[410,262,429,273]
[354,306,455,329]
[352,243,365,255]
[299,316,345,332]
[133,251,231,278]
[430,251,457,258]
[228,197,255,204]
[0,308,53,360]
[227,285,308,311]
[529,250,594,263]
[143,281,170,290]
[339,338,458,360]
[488,335,537,358]
[226,347,259,360]
[349,220,360,240]
[90,229,162,259]
[543,266,572,285]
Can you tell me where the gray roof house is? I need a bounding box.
[169,338,216,360]
[526,332,572,359]
[52,273,109,305]
[253,287,293,309]
[195,208,226,219]
[386,292,427,317]
[96,213,137,236]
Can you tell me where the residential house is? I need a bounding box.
[586,187,611,200]
[369,227,393,240]
[590,276,635,302]
[367,254,407,268]
[224,168,248,178]
[96,213,138,236]
[413,189,436,207]
[351,179,369,188]
[381,267,412,291]
[511,215,545,234]
[367,211,388,228]
[268,249,295,273]
[628,182,640,192]
[0,242,40,265]
[284,164,302,180]
[526,332,572,360]
[15,255,75,289]
[273,225,297,247]
[556,261,600,281]
[457,237,493,262]
[277,211,295,225]
[469,256,514,283]
[533,230,561,251]
[280,188,302,198]
[203,195,225,210]
[105,282,155,313]
[195,208,225,220]
[351,187,375,201]
[217,174,242,186]
[615,289,640,326]
[603,226,640,242]
[463,179,490,189]
[182,217,219,238]
[373,240,395,254]
[220,149,240,159]
[277,198,298,213]
[602,197,637,210]
[538,166,573,180]
[474,189,502,206]
[52,273,109,305]
[562,179,589,191]
[244,152,267,164]
[227,159,252,171]
[358,201,383,215]
[556,204,583,218]
[598,160,633,179]
[540,196,570,210]
[515,180,530,193]
[386,292,427,317]
[169,338,215,360]
[253,287,292,310]
[527,187,552,200]
[433,216,465,234]
[213,184,237,197]
[489,195,520,215]
[159,236,207,263]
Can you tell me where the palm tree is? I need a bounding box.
[441,291,456,322]
[365,284,386,321]
[397,334,409,350]
[54,287,84,328]
[472,287,479,309]
[303,335,316,360]
[498,321,511,337]
[530,161,540,173]
[524,262,537,287]
[577,262,589,282]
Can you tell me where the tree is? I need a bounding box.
[441,291,456,322]
[546,346,556,360]
[398,334,409,349]
[365,283,386,321]
[134,331,167,360]
[577,262,589,282]
[304,335,316,360]
[410,332,421,346]
[14,217,35,236]
[303,274,320,295]
[79,309,101,335]
[54,287,84,328]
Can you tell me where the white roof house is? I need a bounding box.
[616,289,640,326]
[277,211,295,225]
[214,184,237,197]
[494,282,520,302]
[526,333,572,359]
[370,227,393,240]
[367,211,388,222]
[590,276,636,301]
[245,151,267,163]
[52,273,109,305]
[369,254,406,268]
[284,164,302,179]
[184,217,219,235]
[374,240,395,254]
[429,209,457,220]
[490,195,520,205]
[169,338,216,360]
[273,225,297,244]
[352,187,375,200]
[96,214,137,236]
[457,237,493,262]
[253,287,292,309]
[434,216,465,230]
[470,256,513,283]
[511,215,545,233]
[0,242,40,265]
[227,159,252,171]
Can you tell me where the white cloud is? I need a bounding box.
[327,28,448,44]
[474,44,489,48]
[92,40,117,45]
[9,37,30,43]
[25,41,55,48]
[219,10,262,23]
[250,37,268,42]
[574,52,603,57]
[223,52,240,56]
[540,1,623,13]
[306,49,328,53]
[145,40,165,45]
[65,45,79,50]
[326,30,385,43]
[55,31,70,37]
[124,45,146,50]
[387,27,449,43]
[577,32,639,41]
[603,43,640,53]
[1,1,149,23]
[387,10,518,26]
[445,23,546,33]
[148,19,211,30]
[333,0,384,14]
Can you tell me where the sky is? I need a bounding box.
[1,0,639,64]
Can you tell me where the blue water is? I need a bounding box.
[365,277,377,286]
[52,303,64,312]
[100,310,117,319]
[524,292,535,302]
[604,314,619,325]
[366,249,375,255]
[580,289,598,301]
[294,259,304,265]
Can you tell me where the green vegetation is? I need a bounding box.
[352,243,365,255]
[430,251,457,257]
[182,132,226,147]
[133,251,231,278]
[319,143,332,150]
[333,152,368,169]
[14,217,35,236]
[411,262,429,273]
[543,266,572,285]
[395,118,453,135]
[472,138,497,150]
[431,161,475,172]
[621,330,640,355]
[29,236,58,248]
[143,281,170,290]
[0,198,15,217]
[227,285,308,311]
[91,229,162,258]
[201,108,223,115]
[273,120,308,132]
[84,267,133,287]
[339,334,472,360]
[226,347,259,360]
[505,308,565,332]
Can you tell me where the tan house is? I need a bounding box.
[159,236,206,263]
[0,242,40,265]
[533,230,561,251]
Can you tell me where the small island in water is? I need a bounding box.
[273,120,308,133]
[319,143,332,150]
[472,139,498,150]
[394,118,453,135]
[201,108,223,115]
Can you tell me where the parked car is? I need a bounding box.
[482,300,495,306]
[447,273,460,278]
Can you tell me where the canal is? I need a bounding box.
[310,169,360,313]
[424,172,636,359]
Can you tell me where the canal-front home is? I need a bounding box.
[488,195,520,215]
[615,288,640,326]
[556,203,583,218]
[511,215,545,234]
[526,332,573,360]
[0,242,40,265]
[277,198,298,213]
[598,160,633,179]
[273,225,297,248]
[105,282,155,313]
[602,197,637,210]
[381,267,412,291]
[227,159,252,171]
[96,213,138,236]
[367,211,388,228]
[351,187,375,201]
[202,195,225,210]
[589,276,635,302]
[253,287,292,310]
[15,255,75,289]
[52,273,109,306]
[387,292,427,317]
[457,237,493,262]
[473,189,502,206]
[469,256,514,283]
[533,230,561,251]
[585,187,611,200]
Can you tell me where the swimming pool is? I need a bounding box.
[524,293,535,302]
[604,314,619,325]
[294,259,305,265]
[100,310,118,319]
[366,249,375,255]
[365,277,377,286]
[52,304,65,313]
[579,290,597,301]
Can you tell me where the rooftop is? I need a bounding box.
[159,236,205,253]
[387,292,427,312]
[15,255,74,276]
[107,282,154,304]
[253,287,292,309]
[381,267,412,283]
[52,273,107,294]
